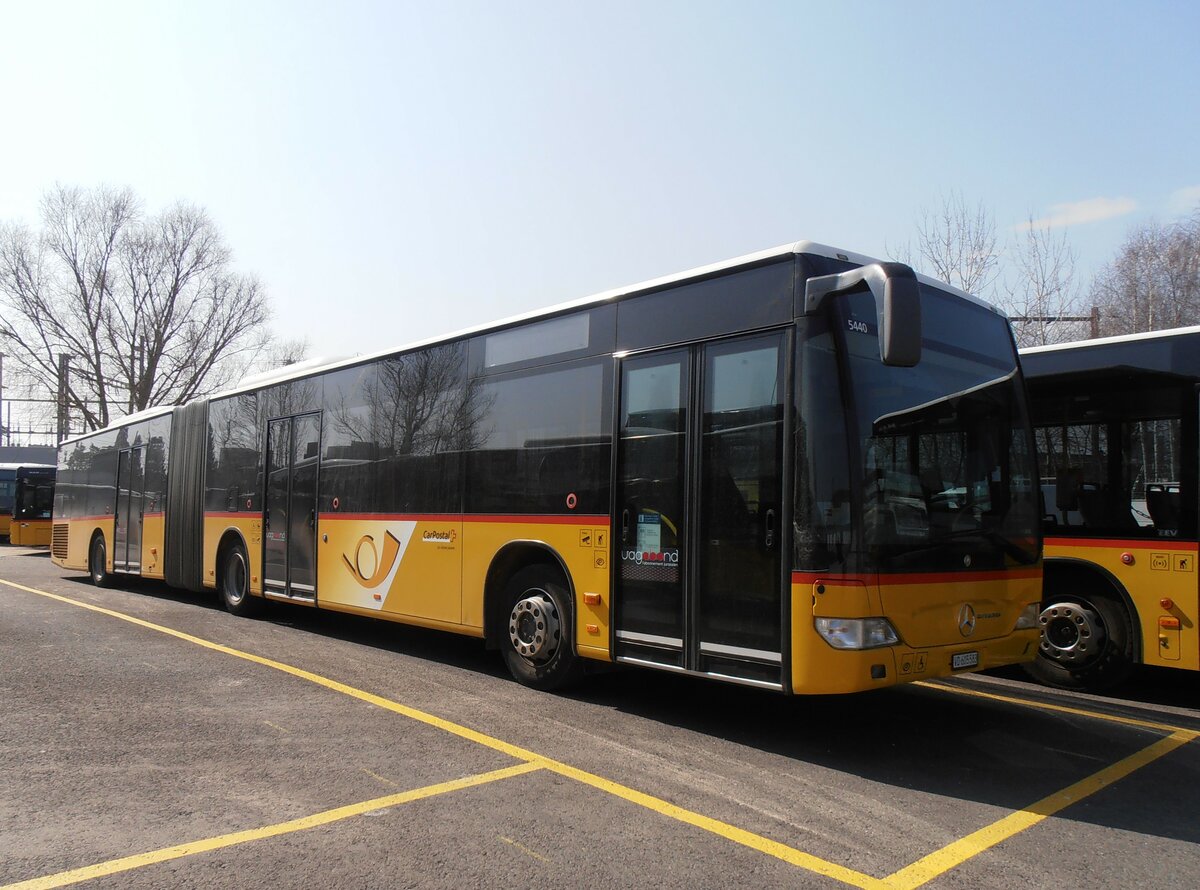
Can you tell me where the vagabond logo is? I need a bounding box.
[621,549,679,566]
[422,529,457,544]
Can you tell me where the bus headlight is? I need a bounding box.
[1014,602,1041,630]
[814,617,899,650]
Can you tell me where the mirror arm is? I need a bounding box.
[803,262,922,367]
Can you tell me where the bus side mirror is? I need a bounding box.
[804,263,922,367]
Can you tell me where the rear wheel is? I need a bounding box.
[220,541,262,617]
[1023,586,1134,691]
[500,566,582,691]
[89,534,112,588]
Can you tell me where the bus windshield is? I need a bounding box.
[838,286,1039,571]
[15,472,56,520]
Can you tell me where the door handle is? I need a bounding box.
[308,510,316,529]
[764,508,776,549]
[621,509,631,545]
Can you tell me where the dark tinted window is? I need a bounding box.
[207,395,262,512]
[616,262,792,352]
[1032,376,1194,538]
[468,359,611,514]
[794,318,853,572]
[321,344,472,515]
[85,430,119,519]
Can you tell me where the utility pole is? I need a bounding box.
[0,351,5,447]
[56,354,71,443]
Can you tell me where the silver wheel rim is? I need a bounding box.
[91,540,104,581]
[1038,601,1107,665]
[508,590,561,663]
[225,552,247,605]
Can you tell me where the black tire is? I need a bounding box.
[220,541,262,617]
[499,566,583,691]
[89,533,113,588]
[1022,586,1135,691]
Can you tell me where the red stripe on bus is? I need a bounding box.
[467,514,608,526]
[210,511,610,526]
[791,569,1042,586]
[320,513,463,523]
[55,512,163,521]
[1045,536,1198,550]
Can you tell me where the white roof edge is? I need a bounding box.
[205,240,1002,401]
[1020,324,1200,355]
[207,241,802,399]
[58,241,1008,434]
[58,404,175,448]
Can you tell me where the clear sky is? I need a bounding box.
[2,0,1198,361]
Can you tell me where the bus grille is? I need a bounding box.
[51,523,70,560]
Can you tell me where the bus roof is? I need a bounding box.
[205,240,998,401]
[57,240,1000,444]
[1020,325,1200,381]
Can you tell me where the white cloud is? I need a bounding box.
[1017,197,1138,231]
[1168,185,1200,214]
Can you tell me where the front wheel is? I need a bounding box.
[500,566,582,691]
[220,541,262,617]
[1023,587,1134,691]
[89,534,113,588]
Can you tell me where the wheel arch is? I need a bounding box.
[482,541,575,650]
[1043,556,1142,663]
[215,528,252,590]
[89,525,109,565]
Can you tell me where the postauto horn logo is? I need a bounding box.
[343,530,403,589]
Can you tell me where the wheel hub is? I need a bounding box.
[508,593,560,662]
[1038,601,1106,664]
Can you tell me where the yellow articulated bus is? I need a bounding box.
[2,463,57,545]
[52,242,1042,693]
[1022,326,1200,690]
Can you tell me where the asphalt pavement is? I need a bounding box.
[2,545,1197,888]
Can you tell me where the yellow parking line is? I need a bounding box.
[7,579,1194,890]
[915,680,1194,735]
[884,729,1196,889]
[0,579,541,762]
[2,579,874,887]
[544,759,887,888]
[0,762,544,890]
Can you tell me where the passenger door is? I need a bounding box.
[263,412,321,600]
[613,332,787,686]
[113,446,146,572]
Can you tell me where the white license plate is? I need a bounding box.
[952,651,980,670]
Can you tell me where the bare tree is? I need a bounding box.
[908,191,1001,298]
[1091,210,1200,336]
[1003,218,1082,347]
[0,185,270,434]
[260,337,311,372]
